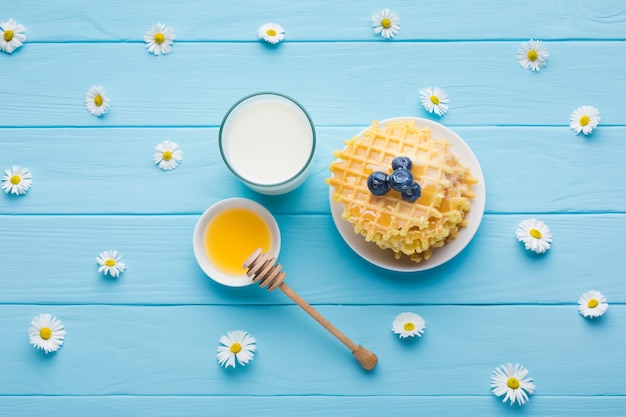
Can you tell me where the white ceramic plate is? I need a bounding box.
[329,117,486,272]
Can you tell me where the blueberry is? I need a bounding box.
[391,156,412,171]
[401,182,422,202]
[389,168,414,192]
[367,171,391,196]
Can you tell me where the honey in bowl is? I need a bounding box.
[205,207,272,275]
[192,197,281,287]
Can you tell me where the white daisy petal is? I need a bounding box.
[85,85,110,117]
[570,105,600,135]
[144,23,175,55]
[153,140,183,171]
[578,289,609,318]
[517,39,549,72]
[515,218,552,254]
[96,250,126,278]
[1,165,33,195]
[216,330,257,368]
[392,312,426,338]
[372,9,400,39]
[28,313,66,354]
[419,87,450,117]
[258,23,285,44]
[0,19,27,54]
[490,363,535,406]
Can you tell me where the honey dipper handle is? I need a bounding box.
[278,282,378,371]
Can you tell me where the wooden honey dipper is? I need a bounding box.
[243,249,378,370]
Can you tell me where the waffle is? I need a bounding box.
[327,119,477,263]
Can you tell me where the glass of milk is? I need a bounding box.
[219,92,316,195]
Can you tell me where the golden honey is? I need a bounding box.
[204,207,272,275]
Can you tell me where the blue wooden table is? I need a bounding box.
[2,1,626,416]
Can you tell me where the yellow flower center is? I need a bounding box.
[529,228,542,239]
[266,29,277,37]
[527,49,538,61]
[507,377,520,390]
[430,95,440,105]
[104,259,116,267]
[3,30,14,41]
[403,322,415,331]
[154,33,165,45]
[40,327,52,340]
[10,175,21,185]
[579,115,590,126]
[230,342,242,354]
[94,95,103,107]
[162,151,173,161]
[587,298,599,309]
[381,18,392,29]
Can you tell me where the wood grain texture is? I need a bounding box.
[1,42,625,127]
[1,1,625,415]
[4,0,626,41]
[0,305,624,396]
[2,397,626,417]
[1,214,625,305]
[2,127,626,214]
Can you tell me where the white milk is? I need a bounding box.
[220,93,315,194]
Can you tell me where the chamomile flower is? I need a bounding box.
[1,166,32,195]
[420,87,450,116]
[372,9,400,39]
[0,19,26,54]
[258,23,285,44]
[144,23,175,55]
[85,85,110,117]
[491,363,535,406]
[28,313,66,354]
[578,290,608,318]
[516,218,552,254]
[217,330,257,368]
[392,312,426,338]
[153,140,183,171]
[517,39,549,72]
[570,105,600,136]
[96,250,126,278]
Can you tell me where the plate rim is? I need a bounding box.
[328,116,486,272]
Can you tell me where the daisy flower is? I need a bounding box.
[491,363,535,406]
[28,313,66,354]
[85,85,110,117]
[516,218,552,254]
[372,9,400,39]
[153,140,183,171]
[420,87,450,116]
[517,39,548,72]
[578,290,608,318]
[96,250,126,278]
[1,165,32,195]
[0,19,26,54]
[258,23,285,44]
[570,105,600,136]
[217,330,257,368]
[144,23,175,55]
[392,312,426,338]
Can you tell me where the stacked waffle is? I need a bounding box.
[327,119,477,263]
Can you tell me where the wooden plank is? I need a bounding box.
[1,42,625,127]
[1,214,624,305]
[0,304,623,396]
[2,126,625,215]
[4,0,626,41]
[2,396,626,417]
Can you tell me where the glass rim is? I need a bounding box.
[218,91,316,189]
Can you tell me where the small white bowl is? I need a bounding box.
[193,198,281,287]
